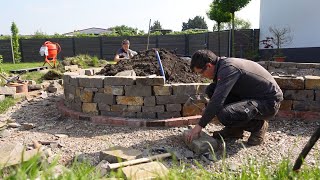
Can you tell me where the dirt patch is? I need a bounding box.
[97,48,208,83]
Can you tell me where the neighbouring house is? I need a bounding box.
[63,27,112,36]
[259,0,320,62]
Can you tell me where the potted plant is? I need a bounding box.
[268,26,293,62]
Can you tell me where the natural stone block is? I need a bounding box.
[84,87,99,92]
[296,63,316,69]
[117,96,143,106]
[82,103,98,114]
[156,95,189,104]
[135,76,165,86]
[127,105,142,112]
[183,130,219,154]
[284,90,314,101]
[280,100,293,110]
[305,76,320,90]
[0,86,16,95]
[125,86,152,96]
[172,83,202,95]
[279,62,297,68]
[104,86,124,95]
[121,161,168,180]
[293,101,320,111]
[153,85,172,96]
[274,76,304,90]
[182,103,205,116]
[80,89,94,103]
[94,93,114,104]
[12,93,26,99]
[157,111,181,119]
[136,112,156,119]
[269,61,282,68]
[316,90,320,101]
[104,76,135,86]
[78,76,104,88]
[69,76,79,86]
[144,96,155,106]
[75,87,81,97]
[100,146,142,163]
[142,105,165,113]
[165,104,182,112]
[111,105,128,112]
[63,74,70,84]
[98,103,110,111]
[64,65,79,72]
[64,85,76,98]
[69,102,82,112]
[0,95,5,102]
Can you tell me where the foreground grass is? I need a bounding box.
[0,97,18,114]
[1,62,43,74]
[1,154,319,180]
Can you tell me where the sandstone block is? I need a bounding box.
[284,90,314,101]
[172,83,204,95]
[125,86,152,96]
[80,90,94,103]
[82,103,98,114]
[156,95,189,104]
[280,100,293,110]
[104,86,124,95]
[100,146,142,163]
[117,96,143,106]
[127,105,142,112]
[0,95,4,102]
[98,103,110,111]
[0,86,16,95]
[78,76,104,88]
[142,105,165,113]
[293,101,320,111]
[135,76,165,86]
[305,76,320,90]
[165,104,182,112]
[316,90,320,101]
[153,85,172,96]
[274,76,304,90]
[144,96,155,106]
[121,161,168,180]
[93,93,114,104]
[104,76,135,86]
[111,105,128,112]
[183,130,219,154]
[182,103,205,116]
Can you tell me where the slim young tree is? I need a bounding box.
[11,22,21,62]
[216,0,251,57]
[207,2,231,56]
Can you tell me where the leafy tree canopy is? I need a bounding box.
[182,16,208,31]
[150,20,162,31]
[213,17,251,31]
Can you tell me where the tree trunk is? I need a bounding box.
[231,12,235,57]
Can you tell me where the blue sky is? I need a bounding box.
[1,0,260,35]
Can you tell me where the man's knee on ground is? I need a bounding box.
[216,108,234,127]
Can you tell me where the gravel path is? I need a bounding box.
[1,93,319,171]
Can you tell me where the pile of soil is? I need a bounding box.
[97,48,208,83]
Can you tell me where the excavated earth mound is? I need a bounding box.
[98,48,209,83]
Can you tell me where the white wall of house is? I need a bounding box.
[259,0,320,49]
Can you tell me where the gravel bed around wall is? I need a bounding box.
[1,92,319,171]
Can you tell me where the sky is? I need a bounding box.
[1,0,260,35]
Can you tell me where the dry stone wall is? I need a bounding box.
[63,73,209,119]
[63,69,320,119]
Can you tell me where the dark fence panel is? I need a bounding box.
[208,31,229,57]
[188,33,208,56]
[158,35,185,55]
[0,40,13,63]
[234,29,254,58]
[129,36,157,52]
[101,36,127,60]
[20,39,45,62]
[74,37,101,58]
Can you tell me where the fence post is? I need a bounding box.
[19,39,24,63]
[72,38,76,56]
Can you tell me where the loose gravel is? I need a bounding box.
[0,92,319,171]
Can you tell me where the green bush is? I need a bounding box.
[62,54,105,68]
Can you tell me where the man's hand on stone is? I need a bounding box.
[186,124,202,143]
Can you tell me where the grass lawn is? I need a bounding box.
[0,97,18,114]
[1,62,44,74]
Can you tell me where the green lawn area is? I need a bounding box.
[1,62,44,74]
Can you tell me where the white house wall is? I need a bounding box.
[259,0,320,49]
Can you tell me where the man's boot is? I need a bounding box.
[212,127,244,139]
[246,120,269,146]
